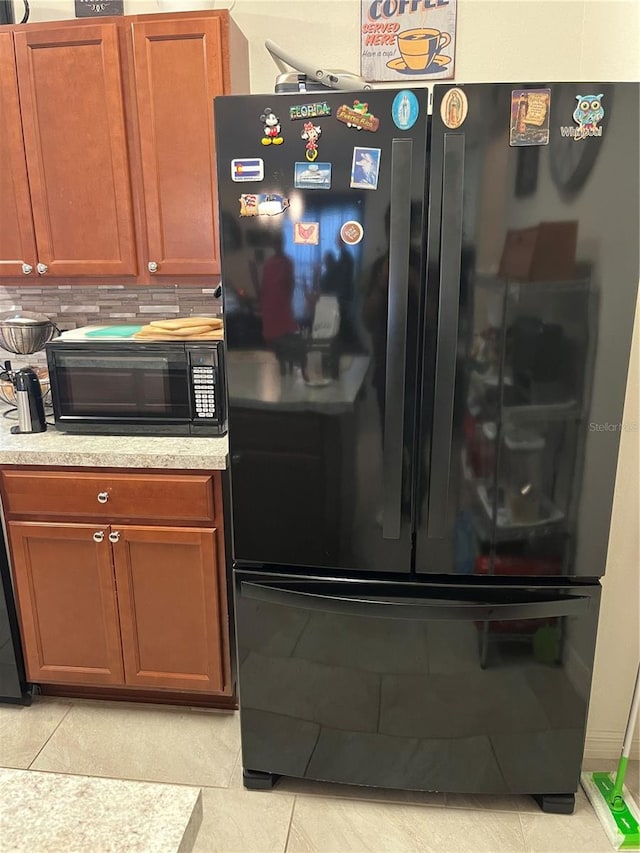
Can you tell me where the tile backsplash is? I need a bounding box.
[0,283,222,369]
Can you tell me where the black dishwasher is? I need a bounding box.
[0,539,31,703]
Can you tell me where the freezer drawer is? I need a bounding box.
[235,572,600,797]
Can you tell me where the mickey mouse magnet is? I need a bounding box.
[260,107,284,146]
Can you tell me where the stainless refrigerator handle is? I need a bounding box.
[241,582,591,622]
[383,138,413,540]
[427,133,465,539]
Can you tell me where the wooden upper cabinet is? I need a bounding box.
[113,525,227,693]
[0,32,37,278]
[9,521,124,686]
[13,23,137,277]
[132,17,225,276]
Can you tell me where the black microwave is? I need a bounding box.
[46,339,226,436]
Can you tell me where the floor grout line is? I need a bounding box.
[283,794,297,852]
[517,811,532,853]
[26,700,74,770]
[17,764,204,790]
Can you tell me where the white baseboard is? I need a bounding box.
[584,731,640,761]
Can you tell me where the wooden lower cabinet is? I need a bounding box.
[113,526,225,693]
[9,522,124,686]
[7,519,228,695]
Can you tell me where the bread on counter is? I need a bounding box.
[133,317,223,341]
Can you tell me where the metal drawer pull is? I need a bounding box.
[93,531,104,543]
[108,531,120,543]
[22,263,33,275]
[97,491,109,504]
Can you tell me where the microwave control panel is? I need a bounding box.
[190,350,217,419]
[187,343,226,434]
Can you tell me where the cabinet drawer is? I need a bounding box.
[1,470,218,524]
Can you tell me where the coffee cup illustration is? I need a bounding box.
[396,28,451,71]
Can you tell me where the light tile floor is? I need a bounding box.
[1,696,638,853]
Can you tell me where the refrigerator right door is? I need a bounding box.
[415,83,639,578]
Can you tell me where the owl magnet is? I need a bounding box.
[510,89,551,146]
[560,94,605,140]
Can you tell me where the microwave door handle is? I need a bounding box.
[427,133,465,539]
[383,138,413,540]
[241,582,591,621]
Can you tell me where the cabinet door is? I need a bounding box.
[132,17,224,276]
[8,522,124,685]
[113,526,227,693]
[13,23,136,277]
[0,32,37,278]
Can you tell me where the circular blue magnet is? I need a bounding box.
[392,90,419,131]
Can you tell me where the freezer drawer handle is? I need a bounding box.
[241,582,590,622]
[427,133,465,539]
[383,138,413,540]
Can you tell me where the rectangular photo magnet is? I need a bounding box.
[350,147,381,190]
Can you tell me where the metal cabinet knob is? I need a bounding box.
[148,261,158,273]
[108,531,120,543]
[97,491,109,504]
[22,263,33,275]
[36,262,48,275]
[93,531,104,543]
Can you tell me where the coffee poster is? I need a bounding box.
[361,0,457,82]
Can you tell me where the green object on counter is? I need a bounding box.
[84,326,143,338]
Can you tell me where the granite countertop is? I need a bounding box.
[0,407,228,470]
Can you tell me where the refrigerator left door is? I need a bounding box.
[214,90,429,573]
[0,543,31,703]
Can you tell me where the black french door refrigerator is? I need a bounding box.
[214,83,639,812]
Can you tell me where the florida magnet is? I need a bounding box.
[289,101,331,120]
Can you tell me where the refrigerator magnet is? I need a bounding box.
[392,90,419,131]
[289,101,331,120]
[337,100,380,132]
[510,89,551,146]
[260,107,284,146]
[294,162,332,190]
[561,94,605,140]
[340,221,364,245]
[231,158,264,182]
[293,222,320,245]
[440,88,468,129]
[239,194,290,217]
[350,147,381,190]
[301,122,322,162]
